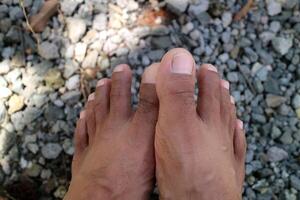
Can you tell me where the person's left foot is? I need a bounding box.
[64,64,159,200]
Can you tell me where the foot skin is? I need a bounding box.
[154,49,247,200]
[64,64,159,200]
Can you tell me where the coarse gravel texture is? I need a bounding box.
[0,0,300,199]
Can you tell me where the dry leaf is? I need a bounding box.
[29,0,59,32]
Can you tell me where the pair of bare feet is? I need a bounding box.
[64,48,246,200]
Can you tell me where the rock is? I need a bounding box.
[165,0,188,14]
[8,95,24,114]
[292,94,300,109]
[264,78,281,95]
[66,75,80,90]
[60,0,82,16]
[188,0,209,16]
[181,22,194,34]
[151,36,172,49]
[269,21,281,33]
[267,0,282,16]
[62,139,74,155]
[147,50,165,61]
[251,63,269,81]
[222,12,232,27]
[227,72,239,83]
[296,108,300,119]
[0,129,16,157]
[26,163,42,177]
[271,37,293,55]
[44,69,64,89]
[93,14,107,31]
[38,42,59,59]
[82,50,98,68]
[266,95,286,108]
[0,101,6,123]
[0,59,10,74]
[267,146,288,162]
[290,175,300,191]
[66,18,87,43]
[74,42,87,62]
[27,143,39,154]
[61,90,81,105]
[64,59,79,78]
[280,132,293,144]
[54,185,67,199]
[44,105,65,122]
[41,143,62,159]
[0,87,12,99]
[11,52,25,67]
[271,126,282,139]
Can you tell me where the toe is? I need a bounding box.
[109,64,132,121]
[156,48,197,124]
[94,78,111,124]
[234,120,247,161]
[197,64,222,123]
[72,111,88,173]
[86,93,96,143]
[220,80,236,134]
[133,63,159,140]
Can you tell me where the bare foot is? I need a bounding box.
[64,64,159,200]
[154,49,246,200]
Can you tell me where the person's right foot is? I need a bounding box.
[154,48,246,200]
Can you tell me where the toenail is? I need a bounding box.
[88,93,95,101]
[171,52,194,75]
[114,64,125,72]
[97,79,105,87]
[80,111,86,118]
[237,119,243,130]
[206,64,218,73]
[230,96,235,104]
[221,80,230,90]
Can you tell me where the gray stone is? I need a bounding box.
[67,18,87,43]
[0,59,10,75]
[227,72,239,83]
[266,95,286,108]
[222,12,232,27]
[66,75,80,90]
[93,14,107,31]
[267,146,288,162]
[269,21,281,33]
[61,90,81,105]
[27,143,39,154]
[64,59,79,78]
[271,37,293,55]
[148,50,165,61]
[267,0,282,16]
[0,101,6,124]
[26,163,42,177]
[38,42,59,59]
[271,126,282,139]
[60,0,82,16]
[280,132,293,144]
[44,105,65,122]
[41,143,62,159]
[165,0,188,14]
[188,0,209,16]
[290,175,300,191]
[0,129,16,157]
[62,139,74,155]
[151,36,172,49]
[292,94,300,109]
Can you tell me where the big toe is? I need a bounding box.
[156,48,197,124]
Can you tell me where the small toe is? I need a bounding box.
[220,80,236,135]
[197,64,222,123]
[109,64,132,121]
[234,120,247,161]
[72,111,88,173]
[86,93,96,143]
[94,78,111,124]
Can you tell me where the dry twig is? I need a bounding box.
[234,0,254,21]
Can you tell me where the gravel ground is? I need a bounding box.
[0,0,300,199]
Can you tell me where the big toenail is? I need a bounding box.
[88,93,95,101]
[80,111,86,118]
[114,64,125,72]
[206,64,218,72]
[171,52,194,75]
[230,96,235,104]
[237,119,243,130]
[221,80,230,90]
[97,79,105,87]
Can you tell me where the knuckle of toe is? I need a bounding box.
[138,97,158,114]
